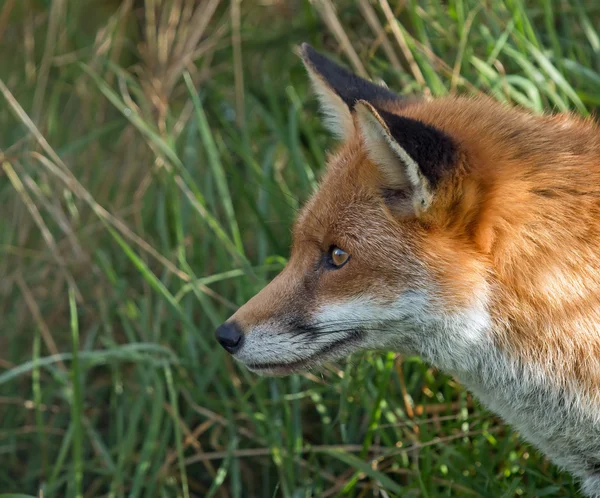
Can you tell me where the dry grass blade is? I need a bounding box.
[184,431,502,467]
[144,0,223,93]
[378,0,427,89]
[144,0,159,63]
[24,148,235,308]
[182,444,383,464]
[0,78,71,175]
[358,0,403,73]
[15,273,67,371]
[160,403,228,498]
[2,160,83,302]
[32,0,66,124]
[136,0,223,131]
[177,0,222,67]
[30,151,191,283]
[161,418,217,476]
[231,0,245,128]
[376,427,503,461]
[311,0,368,78]
[158,0,184,69]
[451,6,481,92]
[0,77,201,284]
[23,174,84,260]
[92,0,134,60]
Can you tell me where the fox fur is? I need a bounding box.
[216,43,600,496]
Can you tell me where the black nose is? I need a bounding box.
[215,321,244,354]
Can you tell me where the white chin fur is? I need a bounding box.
[233,322,361,372]
[311,291,493,373]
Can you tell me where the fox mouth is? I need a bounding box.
[245,330,365,376]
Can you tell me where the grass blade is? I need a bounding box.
[68,287,84,498]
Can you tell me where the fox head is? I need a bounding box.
[215,43,503,376]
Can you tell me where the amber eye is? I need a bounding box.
[329,246,350,268]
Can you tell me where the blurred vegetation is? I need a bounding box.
[1,0,598,496]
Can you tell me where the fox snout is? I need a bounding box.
[212,263,385,376]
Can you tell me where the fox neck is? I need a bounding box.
[384,287,600,415]
[371,287,494,375]
[406,295,598,404]
[451,325,600,490]
[402,300,600,489]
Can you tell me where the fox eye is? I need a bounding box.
[328,246,350,268]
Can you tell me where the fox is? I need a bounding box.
[215,43,600,496]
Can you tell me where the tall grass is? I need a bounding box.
[1,1,599,496]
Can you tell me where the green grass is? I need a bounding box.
[1,0,598,496]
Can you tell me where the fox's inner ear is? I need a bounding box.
[300,43,402,140]
[355,100,458,215]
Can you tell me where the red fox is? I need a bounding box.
[215,43,600,496]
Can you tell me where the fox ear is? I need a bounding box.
[355,100,458,214]
[300,43,401,140]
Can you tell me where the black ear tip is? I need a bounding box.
[298,41,402,111]
[299,42,316,63]
[298,43,345,75]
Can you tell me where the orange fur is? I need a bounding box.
[394,96,600,391]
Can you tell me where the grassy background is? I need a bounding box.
[1,0,599,496]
